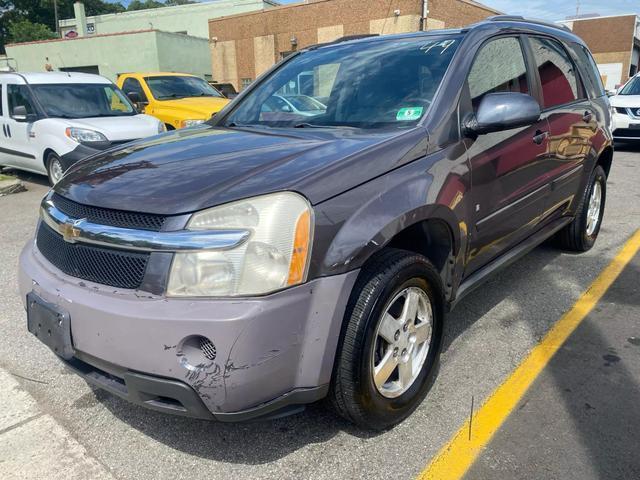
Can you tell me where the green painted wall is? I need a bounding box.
[6,31,210,81]
[58,0,274,40]
[156,32,212,79]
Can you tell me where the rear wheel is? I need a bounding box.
[556,165,606,252]
[46,152,64,186]
[329,249,444,430]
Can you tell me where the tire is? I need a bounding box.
[329,248,444,430]
[46,152,64,186]
[555,165,606,252]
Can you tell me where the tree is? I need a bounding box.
[7,18,56,43]
[0,0,126,52]
[127,0,195,10]
[126,0,164,10]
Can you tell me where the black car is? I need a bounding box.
[20,16,612,430]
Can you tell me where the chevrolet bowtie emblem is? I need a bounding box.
[60,218,84,243]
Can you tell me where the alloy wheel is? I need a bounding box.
[371,286,433,398]
[585,179,602,237]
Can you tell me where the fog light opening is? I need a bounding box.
[177,335,217,372]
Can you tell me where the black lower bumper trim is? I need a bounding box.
[613,128,640,139]
[63,356,214,419]
[212,385,329,422]
[62,355,328,422]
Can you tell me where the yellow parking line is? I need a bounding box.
[417,229,640,480]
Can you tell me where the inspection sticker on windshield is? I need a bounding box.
[396,107,423,121]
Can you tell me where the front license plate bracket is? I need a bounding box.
[26,292,74,360]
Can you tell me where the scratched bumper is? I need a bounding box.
[19,240,358,417]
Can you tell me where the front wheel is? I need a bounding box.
[556,165,606,252]
[46,152,64,186]
[329,249,444,430]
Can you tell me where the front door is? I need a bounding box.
[4,83,39,170]
[463,36,551,276]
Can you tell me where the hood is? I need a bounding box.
[61,114,160,141]
[154,97,230,117]
[609,94,640,108]
[55,124,427,215]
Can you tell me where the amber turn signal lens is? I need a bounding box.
[287,209,311,286]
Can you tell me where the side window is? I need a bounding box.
[7,84,36,117]
[529,37,582,108]
[0,84,4,116]
[468,37,530,112]
[574,44,606,98]
[121,78,147,102]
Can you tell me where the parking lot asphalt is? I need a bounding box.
[0,144,639,480]
[465,249,640,480]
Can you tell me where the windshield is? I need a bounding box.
[285,95,326,111]
[619,76,640,95]
[146,76,224,100]
[224,35,461,129]
[32,83,135,118]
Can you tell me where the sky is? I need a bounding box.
[113,0,639,21]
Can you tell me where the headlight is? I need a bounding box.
[167,192,313,297]
[181,119,205,128]
[158,122,166,133]
[65,127,108,144]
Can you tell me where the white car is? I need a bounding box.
[0,72,164,184]
[610,73,640,142]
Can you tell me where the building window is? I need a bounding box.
[241,78,253,90]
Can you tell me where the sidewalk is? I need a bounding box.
[0,368,115,480]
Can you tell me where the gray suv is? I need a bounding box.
[19,16,612,430]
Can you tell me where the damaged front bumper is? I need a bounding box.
[19,241,358,421]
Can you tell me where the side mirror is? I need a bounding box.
[465,92,541,135]
[12,105,37,123]
[126,91,141,104]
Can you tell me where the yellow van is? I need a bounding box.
[117,72,230,130]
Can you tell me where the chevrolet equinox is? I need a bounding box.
[19,16,613,430]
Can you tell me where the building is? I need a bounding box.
[5,0,275,81]
[208,0,501,90]
[59,0,277,40]
[559,14,640,90]
[5,30,212,81]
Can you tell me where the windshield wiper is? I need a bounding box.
[225,122,267,128]
[158,93,187,99]
[293,123,357,129]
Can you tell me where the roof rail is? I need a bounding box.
[307,34,379,50]
[487,15,572,32]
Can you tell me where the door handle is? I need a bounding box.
[6,124,11,137]
[582,111,593,123]
[1,124,5,137]
[532,130,548,145]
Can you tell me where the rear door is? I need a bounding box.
[525,35,594,218]
[463,36,552,275]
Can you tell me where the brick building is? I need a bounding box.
[208,0,500,90]
[559,14,640,90]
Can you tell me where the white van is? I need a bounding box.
[0,72,164,184]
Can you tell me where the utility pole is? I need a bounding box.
[575,0,580,17]
[53,0,60,37]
